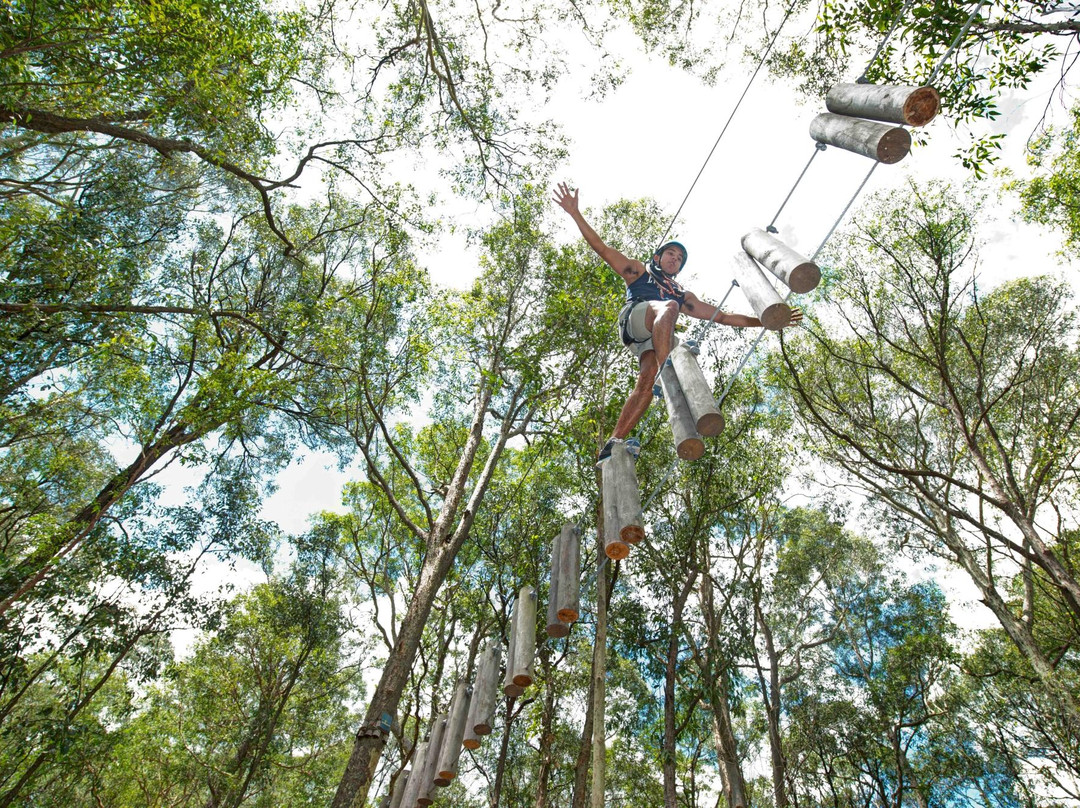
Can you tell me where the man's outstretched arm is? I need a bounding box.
[553,183,644,284]
[684,291,804,328]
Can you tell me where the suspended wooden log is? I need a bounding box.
[826,83,940,127]
[435,683,471,785]
[388,771,409,808]
[612,441,644,545]
[601,460,627,560]
[503,617,523,698]
[399,742,428,808]
[659,360,705,459]
[809,113,911,164]
[464,641,501,748]
[415,716,447,806]
[546,527,569,638]
[556,524,580,623]
[509,585,537,688]
[740,228,821,294]
[732,251,791,331]
[669,343,724,437]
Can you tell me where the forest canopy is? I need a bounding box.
[1,0,1079,806]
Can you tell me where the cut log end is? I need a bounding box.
[462,738,481,750]
[473,722,492,736]
[620,524,645,544]
[546,621,570,638]
[876,127,911,164]
[512,673,533,687]
[788,263,822,294]
[605,539,629,560]
[903,86,940,126]
[557,607,579,623]
[503,683,524,697]
[696,412,724,437]
[676,436,705,460]
[760,303,792,331]
[434,775,453,787]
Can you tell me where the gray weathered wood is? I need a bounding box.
[415,716,447,806]
[740,228,821,294]
[556,523,580,624]
[610,441,645,545]
[503,615,523,697]
[602,456,628,560]
[388,771,409,808]
[732,251,791,331]
[546,528,568,638]
[510,585,537,687]
[660,361,706,459]
[669,343,724,437]
[809,112,911,163]
[400,742,428,808]
[465,641,500,746]
[435,683,471,785]
[826,83,940,127]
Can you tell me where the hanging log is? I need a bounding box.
[415,716,447,806]
[669,343,724,437]
[510,585,537,688]
[609,441,645,545]
[546,527,569,638]
[435,683,471,785]
[732,252,791,331]
[659,361,705,459]
[503,616,523,698]
[601,459,628,560]
[464,641,501,747]
[826,83,940,127]
[399,742,428,808]
[740,228,821,294]
[388,771,409,808]
[546,523,582,636]
[555,523,580,624]
[809,113,910,164]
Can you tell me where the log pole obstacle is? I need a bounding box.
[464,641,501,748]
[732,251,791,331]
[388,770,409,808]
[435,683,472,785]
[415,715,447,806]
[809,113,910,163]
[510,585,537,688]
[825,83,940,127]
[546,523,581,637]
[399,741,428,808]
[556,524,581,624]
[740,229,821,294]
[602,458,627,560]
[659,360,705,460]
[601,441,645,561]
[669,342,724,437]
[503,613,523,697]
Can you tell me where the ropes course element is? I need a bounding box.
[656,0,802,248]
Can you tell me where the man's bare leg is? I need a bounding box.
[611,351,659,440]
[645,300,679,371]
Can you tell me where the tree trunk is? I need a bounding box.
[754,595,788,808]
[708,669,748,808]
[533,651,556,808]
[590,543,609,808]
[663,570,697,808]
[332,381,515,808]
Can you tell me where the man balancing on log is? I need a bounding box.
[553,182,802,465]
